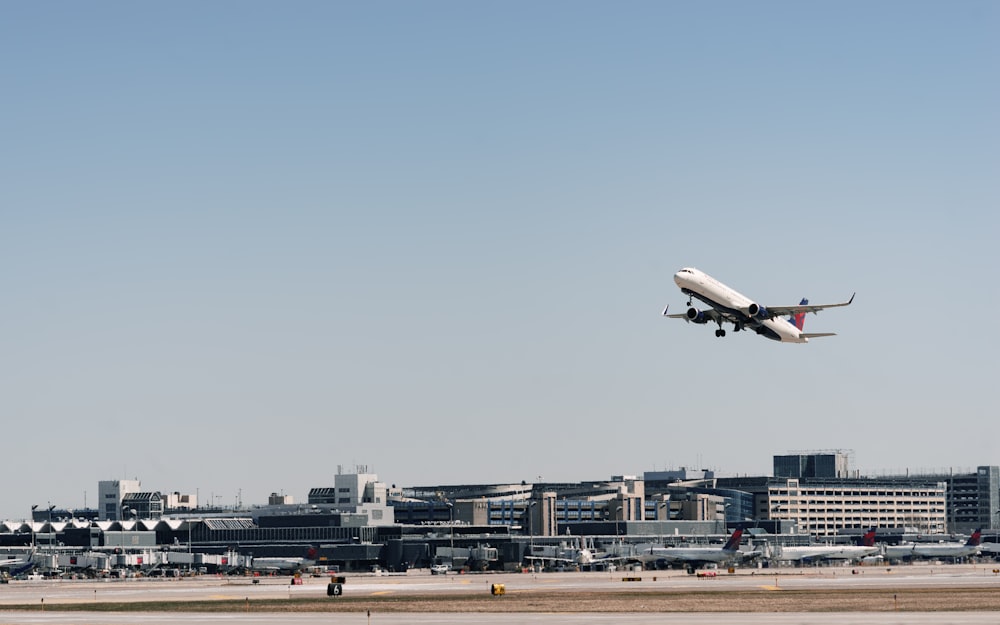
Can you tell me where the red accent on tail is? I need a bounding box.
[861,528,877,547]
[792,312,806,330]
[723,528,744,551]
[791,298,808,330]
[968,529,982,547]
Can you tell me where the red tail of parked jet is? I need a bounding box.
[722,528,745,552]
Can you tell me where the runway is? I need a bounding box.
[2,612,1000,625]
[4,564,1000,604]
[1,564,999,624]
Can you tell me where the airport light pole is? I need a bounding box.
[525,501,537,570]
[445,503,454,569]
[30,505,38,550]
[46,504,55,553]
[525,501,537,537]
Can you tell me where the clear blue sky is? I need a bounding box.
[2,2,997,519]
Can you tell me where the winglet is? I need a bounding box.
[662,305,669,316]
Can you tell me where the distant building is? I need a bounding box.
[98,480,142,521]
[644,468,716,483]
[881,466,1000,533]
[774,452,851,479]
[394,475,647,534]
[308,470,394,526]
[268,493,293,506]
[947,466,1000,533]
[718,475,947,536]
[164,492,198,511]
[121,492,164,520]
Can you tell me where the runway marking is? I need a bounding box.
[759,586,782,591]
[371,591,394,596]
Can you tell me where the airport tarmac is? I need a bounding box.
[1,565,999,624]
[4,564,1000,605]
[2,613,1000,625]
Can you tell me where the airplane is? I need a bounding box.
[0,551,36,578]
[663,267,854,342]
[773,528,879,563]
[884,529,982,561]
[525,537,628,570]
[250,547,319,574]
[0,553,28,567]
[638,527,757,574]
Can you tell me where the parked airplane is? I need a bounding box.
[774,528,879,563]
[0,553,28,567]
[638,527,756,573]
[525,537,623,569]
[0,551,36,578]
[884,529,982,561]
[250,547,318,574]
[663,267,854,342]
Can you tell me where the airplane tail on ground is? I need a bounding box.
[722,528,745,552]
[967,529,982,546]
[861,527,877,547]
[790,298,808,330]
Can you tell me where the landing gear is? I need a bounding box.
[714,328,726,338]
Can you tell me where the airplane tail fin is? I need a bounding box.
[790,298,808,330]
[967,529,982,546]
[722,528,744,552]
[861,527,877,547]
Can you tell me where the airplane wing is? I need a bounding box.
[525,556,572,563]
[662,306,731,323]
[761,293,855,319]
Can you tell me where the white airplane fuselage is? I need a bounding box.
[250,557,311,573]
[885,542,980,560]
[674,268,808,343]
[648,546,738,564]
[777,544,879,562]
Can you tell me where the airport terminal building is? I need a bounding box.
[4,457,1000,575]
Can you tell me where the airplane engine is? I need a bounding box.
[747,303,769,320]
[685,308,709,324]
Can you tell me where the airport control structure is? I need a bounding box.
[2,454,1000,578]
